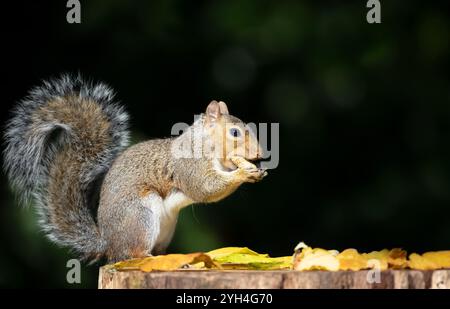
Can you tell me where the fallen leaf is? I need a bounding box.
[113,257,153,270]
[387,248,408,269]
[110,244,450,273]
[207,247,263,259]
[113,253,219,272]
[337,249,368,271]
[408,251,450,270]
[422,251,450,268]
[142,253,218,272]
[208,247,291,270]
[408,253,439,270]
[293,243,340,271]
[362,250,389,270]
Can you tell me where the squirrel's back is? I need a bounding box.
[3,74,129,260]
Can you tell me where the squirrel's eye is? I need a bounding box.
[229,128,241,138]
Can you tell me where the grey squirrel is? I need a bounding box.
[3,74,267,263]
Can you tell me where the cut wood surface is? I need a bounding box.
[99,267,450,289]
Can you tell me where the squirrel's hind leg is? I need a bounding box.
[103,192,164,262]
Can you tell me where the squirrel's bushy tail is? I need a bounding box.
[3,74,129,260]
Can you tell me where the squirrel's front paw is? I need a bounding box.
[242,166,267,183]
[231,156,267,183]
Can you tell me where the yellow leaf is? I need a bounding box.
[113,253,219,272]
[387,248,408,269]
[362,250,389,270]
[140,253,218,272]
[408,253,439,270]
[208,247,291,270]
[207,247,263,259]
[219,254,292,270]
[408,251,450,270]
[293,244,340,271]
[110,244,450,273]
[423,251,450,268]
[294,243,409,271]
[360,248,407,270]
[338,249,368,271]
[190,261,206,269]
[113,257,153,270]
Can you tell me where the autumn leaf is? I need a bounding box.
[360,248,408,270]
[422,251,450,268]
[113,253,219,272]
[293,243,340,271]
[207,247,263,259]
[207,247,292,270]
[215,255,292,270]
[141,253,219,272]
[362,250,389,270]
[293,243,408,271]
[408,251,450,270]
[112,248,292,272]
[387,248,408,269]
[113,257,152,270]
[337,249,368,271]
[110,244,449,273]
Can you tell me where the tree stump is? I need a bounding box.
[99,267,450,289]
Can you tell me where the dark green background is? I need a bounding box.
[1,1,449,288]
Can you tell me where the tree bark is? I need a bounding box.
[98,267,450,289]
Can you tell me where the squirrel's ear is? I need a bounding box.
[206,100,221,123]
[218,101,229,115]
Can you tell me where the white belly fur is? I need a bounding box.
[154,190,193,251]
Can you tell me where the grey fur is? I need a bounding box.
[3,74,130,260]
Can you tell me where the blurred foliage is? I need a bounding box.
[1,0,449,287]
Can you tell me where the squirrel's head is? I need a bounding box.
[203,100,263,170]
